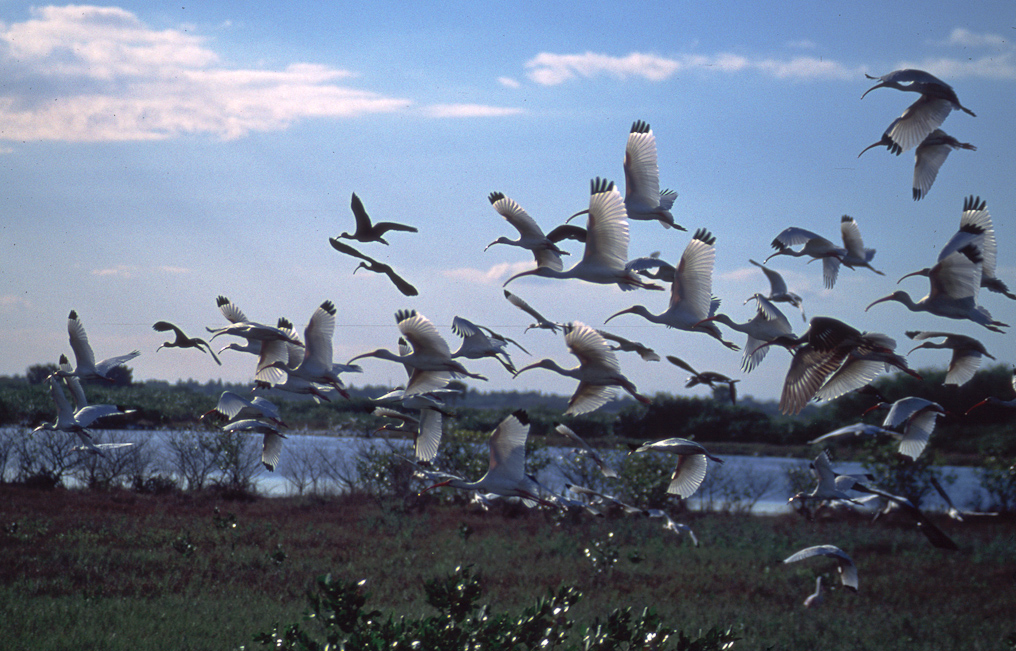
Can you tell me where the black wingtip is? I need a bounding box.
[692,228,716,246]
[216,295,230,307]
[630,119,650,134]
[590,177,614,195]
[488,191,505,204]
[68,309,78,320]
[963,195,986,213]
[321,300,336,315]
[512,408,530,425]
[394,309,416,324]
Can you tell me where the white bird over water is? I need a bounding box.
[629,437,723,499]
[54,310,140,383]
[424,410,557,507]
[863,397,946,461]
[33,376,132,457]
[555,424,619,478]
[503,178,663,291]
[514,322,650,415]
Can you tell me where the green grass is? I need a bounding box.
[0,485,1013,650]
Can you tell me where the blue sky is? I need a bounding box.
[2,2,1015,405]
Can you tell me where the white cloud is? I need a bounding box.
[786,39,817,50]
[159,266,190,275]
[498,76,521,88]
[0,294,31,309]
[0,5,412,141]
[525,50,863,85]
[943,28,1010,50]
[442,261,533,284]
[420,103,525,118]
[91,264,136,278]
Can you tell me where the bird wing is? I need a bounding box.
[912,131,954,201]
[398,311,451,358]
[533,247,564,272]
[490,192,547,240]
[415,408,443,462]
[667,454,708,498]
[349,192,374,237]
[750,259,789,295]
[932,244,982,302]
[582,179,629,270]
[783,545,858,591]
[822,256,841,290]
[945,348,983,386]
[771,227,828,250]
[383,266,419,296]
[813,357,885,402]
[624,121,662,210]
[888,96,954,152]
[213,391,253,420]
[840,216,867,260]
[666,355,698,376]
[261,432,285,471]
[565,323,620,373]
[216,296,249,324]
[547,223,587,243]
[780,346,849,415]
[486,410,530,483]
[329,237,375,263]
[404,369,451,397]
[958,196,995,279]
[565,382,617,416]
[670,231,716,319]
[152,321,185,337]
[503,290,553,328]
[67,311,97,373]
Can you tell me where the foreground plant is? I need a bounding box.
[247,565,739,651]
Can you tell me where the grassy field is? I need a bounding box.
[1,484,1014,650]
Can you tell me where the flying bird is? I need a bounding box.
[594,329,660,362]
[55,310,140,382]
[605,229,739,350]
[328,238,419,296]
[259,301,353,398]
[153,321,221,365]
[765,227,845,290]
[859,125,976,201]
[555,424,619,478]
[451,315,526,375]
[514,322,650,415]
[757,317,917,415]
[894,196,1014,300]
[423,410,556,507]
[202,391,286,427]
[838,215,883,276]
[749,259,806,322]
[870,212,1008,331]
[503,178,663,291]
[484,192,570,256]
[863,397,946,461]
[629,437,723,499]
[698,293,795,372]
[221,419,288,471]
[33,376,132,457]
[349,309,487,397]
[783,545,859,594]
[808,423,896,445]
[620,120,684,229]
[666,355,739,404]
[503,290,561,334]
[373,406,443,462]
[906,331,994,386]
[336,192,418,245]
[861,69,975,153]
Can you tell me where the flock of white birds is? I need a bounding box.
[30,68,1013,608]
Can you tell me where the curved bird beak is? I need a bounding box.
[604,307,637,324]
[896,269,927,284]
[503,268,538,288]
[864,295,894,312]
[565,209,589,224]
[857,141,884,157]
[907,343,928,355]
[860,81,886,99]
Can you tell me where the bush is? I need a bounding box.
[247,566,740,651]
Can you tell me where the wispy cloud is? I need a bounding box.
[91,264,137,278]
[159,266,190,275]
[0,5,411,141]
[498,76,521,88]
[525,50,862,85]
[442,261,533,284]
[0,294,31,310]
[887,29,1016,80]
[420,103,525,118]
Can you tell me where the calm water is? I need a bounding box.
[5,427,991,514]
